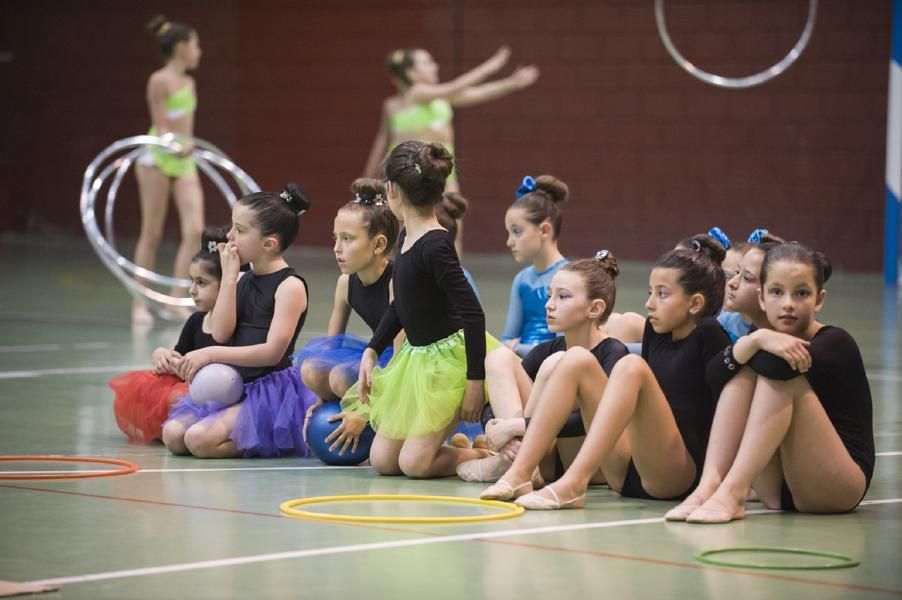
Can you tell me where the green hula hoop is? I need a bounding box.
[695,546,860,570]
[280,494,524,524]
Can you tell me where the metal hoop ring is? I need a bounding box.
[80,135,260,317]
[655,0,817,89]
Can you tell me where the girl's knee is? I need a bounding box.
[370,453,402,476]
[610,353,648,379]
[184,425,216,458]
[328,367,352,398]
[398,450,434,479]
[485,346,517,372]
[161,421,189,455]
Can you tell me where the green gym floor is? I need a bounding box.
[0,235,899,599]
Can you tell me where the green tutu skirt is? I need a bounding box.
[341,330,501,440]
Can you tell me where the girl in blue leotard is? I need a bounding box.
[501,175,571,357]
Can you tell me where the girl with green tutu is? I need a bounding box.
[342,141,499,478]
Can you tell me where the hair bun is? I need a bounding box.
[147,14,169,37]
[441,192,469,220]
[690,234,727,265]
[815,250,833,283]
[418,143,454,180]
[350,178,386,205]
[594,249,620,280]
[281,182,311,216]
[534,175,569,204]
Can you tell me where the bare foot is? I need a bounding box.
[448,433,472,449]
[485,417,526,451]
[472,434,490,450]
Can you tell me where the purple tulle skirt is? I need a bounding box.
[166,367,318,458]
[293,333,393,380]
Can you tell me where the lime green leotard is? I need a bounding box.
[146,85,198,178]
[389,99,456,181]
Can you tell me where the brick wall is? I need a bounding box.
[0,0,891,270]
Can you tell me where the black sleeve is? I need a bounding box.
[748,350,798,380]
[521,341,554,381]
[600,339,630,376]
[695,317,732,397]
[640,318,654,362]
[174,312,204,355]
[367,302,403,355]
[426,235,487,379]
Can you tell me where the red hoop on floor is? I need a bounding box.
[0,456,139,480]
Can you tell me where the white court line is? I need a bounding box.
[0,466,368,475]
[867,371,902,382]
[0,364,148,380]
[877,451,902,457]
[0,342,112,353]
[27,500,902,588]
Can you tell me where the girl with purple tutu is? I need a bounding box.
[295,178,401,455]
[162,183,315,458]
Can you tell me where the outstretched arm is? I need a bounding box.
[450,65,539,108]
[406,46,510,104]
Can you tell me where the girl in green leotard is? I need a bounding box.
[363,46,539,255]
[132,15,205,325]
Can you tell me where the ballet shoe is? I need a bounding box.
[686,503,745,524]
[448,433,473,449]
[480,478,534,501]
[515,486,585,510]
[664,498,703,522]
[457,454,511,483]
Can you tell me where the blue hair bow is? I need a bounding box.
[515,175,536,199]
[747,228,769,244]
[707,227,731,250]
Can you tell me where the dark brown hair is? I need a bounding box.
[341,178,400,254]
[385,49,418,87]
[655,234,726,317]
[147,15,193,59]
[760,242,832,292]
[191,226,230,281]
[384,141,453,208]
[511,175,569,240]
[560,250,620,323]
[239,183,311,251]
[435,192,468,242]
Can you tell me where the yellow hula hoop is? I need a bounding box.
[280,494,525,524]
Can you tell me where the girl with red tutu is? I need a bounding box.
[109,226,228,443]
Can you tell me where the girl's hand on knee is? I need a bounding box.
[758,331,812,372]
[461,380,486,423]
[326,411,367,455]
[504,338,520,351]
[358,349,378,405]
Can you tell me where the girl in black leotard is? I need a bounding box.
[483,235,732,509]
[668,242,874,523]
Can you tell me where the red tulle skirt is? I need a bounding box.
[110,371,188,443]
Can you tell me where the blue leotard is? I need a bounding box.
[501,259,568,357]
